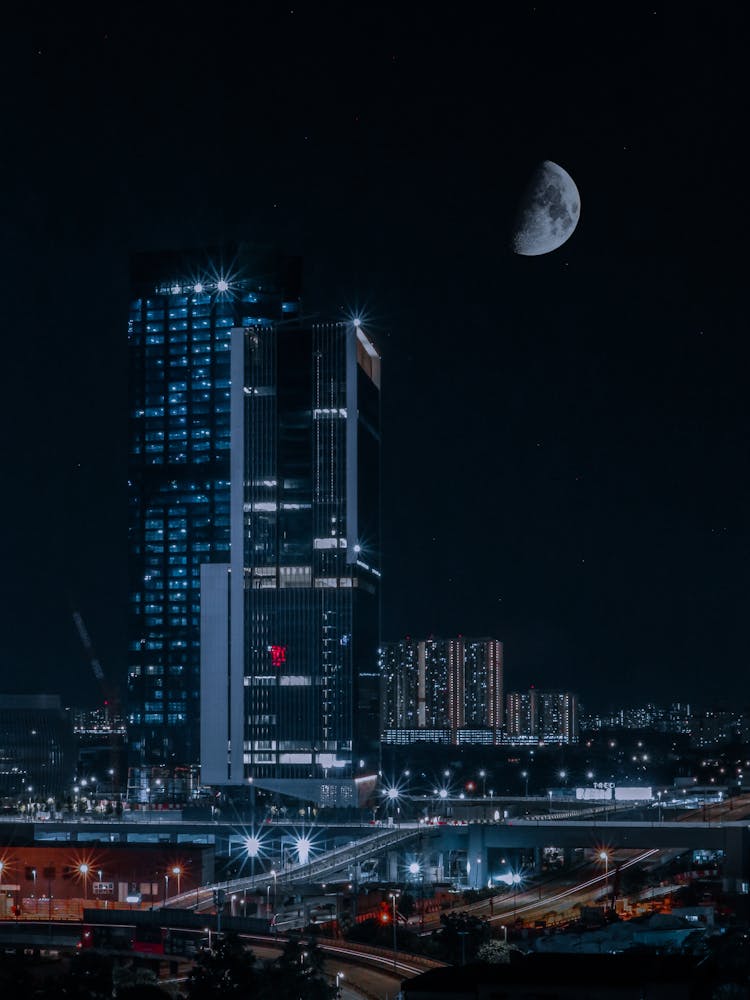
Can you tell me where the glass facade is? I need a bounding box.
[127,247,300,766]
[0,695,74,799]
[200,317,382,792]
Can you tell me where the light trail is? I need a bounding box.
[487,848,659,923]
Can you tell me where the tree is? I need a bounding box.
[259,934,336,1000]
[184,932,258,1000]
[476,940,523,964]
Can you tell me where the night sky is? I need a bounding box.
[4,5,749,711]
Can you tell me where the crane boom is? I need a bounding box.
[72,610,106,682]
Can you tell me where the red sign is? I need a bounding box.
[270,645,286,668]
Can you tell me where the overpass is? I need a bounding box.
[3,813,750,894]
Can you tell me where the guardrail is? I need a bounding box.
[165,826,423,911]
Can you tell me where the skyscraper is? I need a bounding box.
[504,688,578,744]
[200,317,382,805]
[129,248,382,799]
[127,246,304,768]
[381,637,503,745]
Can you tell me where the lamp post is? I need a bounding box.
[172,866,182,895]
[164,874,169,900]
[389,891,398,972]
[457,929,469,966]
[599,851,610,908]
[521,771,529,797]
[204,925,212,950]
[479,770,486,797]
[512,872,522,921]
[335,971,345,995]
[78,864,88,900]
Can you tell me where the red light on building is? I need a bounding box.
[270,645,287,668]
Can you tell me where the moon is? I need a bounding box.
[512,160,581,256]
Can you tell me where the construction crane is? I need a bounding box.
[72,609,123,792]
[72,610,116,714]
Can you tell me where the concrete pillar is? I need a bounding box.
[386,851,399,882]
[467,824,486,889]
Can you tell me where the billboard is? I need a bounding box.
[575,787,611,801]
[614,786,653,801]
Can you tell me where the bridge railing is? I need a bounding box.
[165,826,422,911]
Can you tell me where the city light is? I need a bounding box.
[245,835,263,858]
[295,836,312,865]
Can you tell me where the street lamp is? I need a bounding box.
[269,869,277,914]
[78,864,88,900]
[204,925,212,949]
[335,970,345,994]
[479,770,487,797]
[521,770,529,796]
[599,851,610,908]
[389,892,398,972]
[512,872,523,921]
[172,866,182,895]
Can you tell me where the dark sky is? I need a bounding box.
[3,4,749,711]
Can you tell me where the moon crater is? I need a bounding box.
[512,161,581,256]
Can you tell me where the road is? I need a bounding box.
[247,941,406,999]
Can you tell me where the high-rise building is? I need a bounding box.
[381,637,503,744]
[198,311,381,806]
[128,246,303,767]
[504,688,578,744]
[128,249,382,800]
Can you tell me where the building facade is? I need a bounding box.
[199,317,382,804]
[0,695,74,800]
[128,248,382,799]
[381,637,503,745]
[128,247,303,767]
[504,688,578,744]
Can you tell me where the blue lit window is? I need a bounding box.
[145,445,164,454]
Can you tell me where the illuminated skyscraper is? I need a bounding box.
[381,637,503,745]
[128,247,382,795]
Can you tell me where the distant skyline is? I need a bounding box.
[2,7,748,713]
